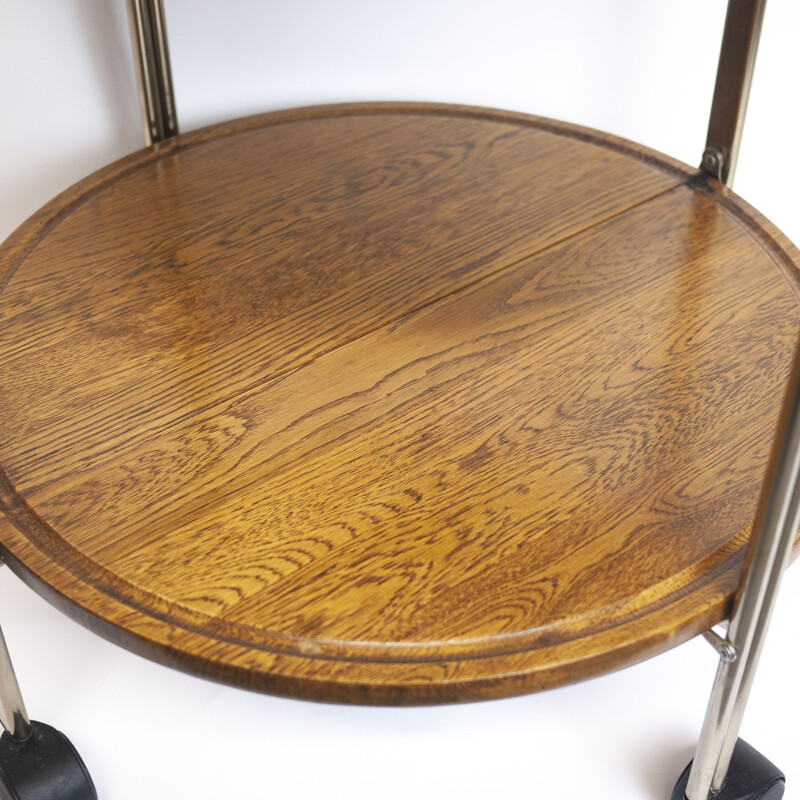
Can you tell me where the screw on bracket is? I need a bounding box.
[702,629,738,663]
[701,145,727,182]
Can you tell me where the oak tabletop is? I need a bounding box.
[1,103,798,704]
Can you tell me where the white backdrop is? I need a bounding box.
[1,2,799,798]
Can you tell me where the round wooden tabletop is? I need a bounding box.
[1,103,799,704]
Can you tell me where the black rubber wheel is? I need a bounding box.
[0,721,96,800]
[671,738,784,800]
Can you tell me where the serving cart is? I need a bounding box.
[0,2,797,798]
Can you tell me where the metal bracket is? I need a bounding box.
[702,629,738,663]
[700,146,727,183]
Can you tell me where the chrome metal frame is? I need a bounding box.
[685,337,800,799]
[126,0,178,145]
[0,621,32,742]
[700,0,767,186]
[681,1,800,796]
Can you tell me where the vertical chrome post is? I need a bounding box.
[700,0,767,186]
[684,335,800,799]
[0,624,32,742]
[126,0,179,145]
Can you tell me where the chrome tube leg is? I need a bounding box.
[0,623,32,742]
[673,4,785,793]
[126,0,178,145]
[709,518,799,789]
[701,0,767,186]
[0,583,97,798]
[673,336,800,800]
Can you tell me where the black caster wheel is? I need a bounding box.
[672,738,784,800]
[0,721,96,800]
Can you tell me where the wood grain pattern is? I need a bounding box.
[0,103,799,704]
